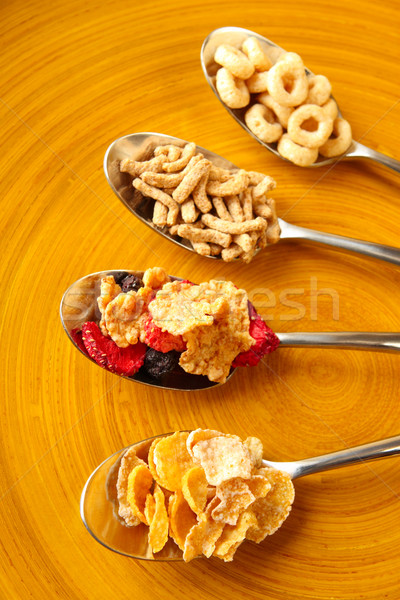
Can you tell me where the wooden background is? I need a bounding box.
[1,0,400,598]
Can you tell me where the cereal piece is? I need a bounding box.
[187,429,233,455]
[233,233,253,253]
[172,159,211,203]
[177,224,232,248]
[257,92,294,128]
[162,142,197,173]
[242,37,272,71]
[104,286,152,347]
[192,173,212,213]
[266,219,281,244]
[143,266,170,289]
[152,431,196,492]
[120,154,166,177]
[287,104,333,149]
[305,74,332,106]
[208,165,233,182]
[277,133,319,166]
[214,44,255,79]
[132,178,178,210]
[212,196,233,221]
[244,436,264,467]
[191,241,211,256]
[152,200,168,226]
[191,435,252,486]
[215,67,250,109]
[252,175,276,199]
[245,103,283,143]
[253,199,272,219]
[246,467,295,542]
[201,213,267,235]
[144,492,156,525]
[154,144,182,161]
[148,484,169,553]
[206,169,249,196]
[167,204,180,226]
[321,98,339,121]
[148,438,162,480]
[183,497,224,561]
[117,447,147,526]
[212,478,255,525]
[245,70,269,93]
[140,170,184,188]
[319,117,352,157]
[267,52,308,107]
[247,171,266,185]
[213,510,258,561]
[240,188,254,221]
[97,276,122,336]
[180,198,198,223]
[168,491,198,551]
[225,195,244,222]
[181,466,208,515]
[221,244,244,262]
[209,243,222,256]
[126,464,153,525]
[247,472,272,499]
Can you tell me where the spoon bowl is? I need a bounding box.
[81,431,400,560]
[201,26,400,174]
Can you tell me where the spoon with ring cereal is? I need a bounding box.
[60,269,400,391]
[105,133,400,266]
[201,26,400,174]
[80,432,400,560]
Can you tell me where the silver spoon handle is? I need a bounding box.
[277,332,400,352]
[347,141,400,174]
[271,435,400,480]
[278,218,400,266]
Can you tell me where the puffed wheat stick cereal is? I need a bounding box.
[132,178,178,210]
[181,199,198,223]
[141,155,204,188]
[240,188,254,221]
[206,169,249,196]
[154,144,182,161]
[212,196,233,221]
[266,220,281,244]
[120,155,167,177]
[192,174,212,213]
[191,241,211,256]
[225,195,244,222]
[209,243,222,256]
[253,199,273,219]
[208,165,232,182]
[167,204,180,227]
[177,224,232,248]
[252,175,276,199]
[201,213,267,235]
[162,142,197,172]
[221,244,243,262]
[172,159,211,203]
[232,233,254,253]
[153,201,168,226]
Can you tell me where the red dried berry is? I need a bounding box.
[232,306,280,367]
[143,314,186,353]
[70,328,89,356]
[81,322,146,376]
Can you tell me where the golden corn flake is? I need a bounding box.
[168,491,198,551]
[116,447,147,526]
[212,478,255,525]
[213,509,258,562]
[181,466,208,515]
[144,492,156,526]
[152,431,196,491]
[191,435,252,486]
[126,464,153,525]
[183,497,224,562]
[244,436,264,468]
[148,484,169,553]
[186,428,236,455]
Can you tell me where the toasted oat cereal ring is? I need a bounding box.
[257,92,294,128]
[242,37,272,71]
[244,104,283,144]
[287,104,333,149]
[319,117,352,157]
[214,44,255,79]
[277,133,319,166]
[216,67,250,109]
[267,52,308,107]
[245,71,269,94]
[305,74,332,106]
[321,98,339,121]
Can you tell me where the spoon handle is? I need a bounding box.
[277,332,400,352]
[278,218,400,266]
[346,141,400,174]
[273,435,400,480]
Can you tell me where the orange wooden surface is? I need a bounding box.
[1,0,400,598]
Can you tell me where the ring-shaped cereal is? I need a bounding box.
[287,104,333,148]
[277,134,319,166]
[216,67,250,109]
[319,118,352,157]
[304,74,332,106]
[214,44,255,79]
[267,52,308,107]
[244,104,283,143]
[241,37,272,71]
[245,71,269,93]
[257,92,294,128]
[321,98,339,121]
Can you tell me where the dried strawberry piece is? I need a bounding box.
[143,314,186,353]
[232,304,280,367]
[81,322,146,376]
[70,328,89,356]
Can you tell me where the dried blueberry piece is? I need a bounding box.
[143,348,180,379]
[112,272,144,293]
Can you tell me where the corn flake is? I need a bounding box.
[212,478,255,525]
[181,466,208,515]
[153,431,196,491]
[126,464,153,525]
[168,491,198,551]
[148,484,169,553]
[191,435,252,486]
[116,447,147,526]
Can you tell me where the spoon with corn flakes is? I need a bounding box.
[80,429,400,561]
[60,267,400,390]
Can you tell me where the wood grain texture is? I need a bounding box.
[1,0,400,598]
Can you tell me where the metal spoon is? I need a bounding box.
[80,432,400,560]
[104,133,400,266]
[201,26,400,174]
[60,269,400,391]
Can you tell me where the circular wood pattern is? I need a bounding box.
[1,1,400,598]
